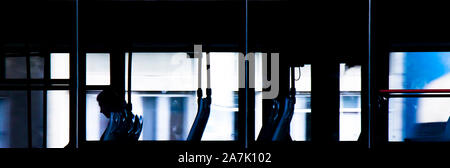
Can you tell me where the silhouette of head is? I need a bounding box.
[97,88,125,118]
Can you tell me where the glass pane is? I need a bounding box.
[30,56,44,79]
[127,52,196,91]
[339,63,361,141]
[290,94,311,141]
[0,91,27,148]
[51,53,70,79]
[86,53,110,85]
[340,64,361,92]
[292,65,312,141]
[47,90,70,148]
[389,52,450,89]
[389,97,450,142]
[5,57,27,79]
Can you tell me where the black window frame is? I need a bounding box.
[0,47,75,148]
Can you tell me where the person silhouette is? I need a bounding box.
[96,88,143,142]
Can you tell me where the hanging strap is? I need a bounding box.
[127,52,132,104]
[187,52,212,141]
[272,66,297,141]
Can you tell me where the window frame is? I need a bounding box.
[0,48,74,148]
[79,50,244,146]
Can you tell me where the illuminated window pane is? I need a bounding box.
[5,57,27,79]
[389,52,450,142]
[127,52,195,91]
[389,97,450,142]
[202,52,238,140]
[254,53,262,139]
[389,52,450,90]
[290,94,311,141]
[86,53,110,85]
[339,63,361,141]
[51,53,70,79]
[47,90,70,148]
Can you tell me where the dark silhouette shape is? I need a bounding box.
[97,88,143,142]
[257,66,297,141]
[187,53,212,141]
[257,92,295,141]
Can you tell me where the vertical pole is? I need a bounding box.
[290,67,295,89]
[74,0,80,148]
[43,50,50,148]
[26,47,32,148]
[127,52,132,103]
[245,0,249,149]
[206,53,210,89]
[368,0,372,149]
[198,52,202,90]
[43,89,47,148]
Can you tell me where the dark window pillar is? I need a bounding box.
[311,61,340,142]
[109,49,126,98]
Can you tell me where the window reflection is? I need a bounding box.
[290,94,311,141]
